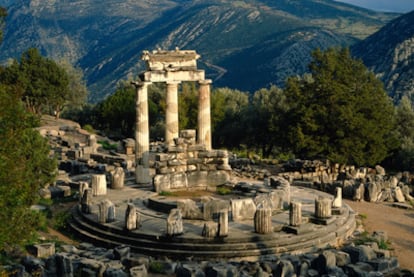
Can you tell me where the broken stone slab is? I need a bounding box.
[125,203,141,231]
[177,199,203,219]
[33,243,55,258]
[111,166,125,189]
[130,264,147,277]
[231,198,256,221]
[393,186,405,203]
[202,222,217,238]
[203,199,229,221]
[166,208,183,236]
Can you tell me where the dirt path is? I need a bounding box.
[345,200,414,270]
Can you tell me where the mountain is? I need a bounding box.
[352,11,414,103]
[0,0,397,102]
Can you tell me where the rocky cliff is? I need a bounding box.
[352,11,414,103]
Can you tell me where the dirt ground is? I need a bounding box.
[345,200,414,270]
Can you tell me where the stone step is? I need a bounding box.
[69,204,356,260]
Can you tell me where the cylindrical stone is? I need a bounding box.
[254,208,272,234]
[111,166,125,189]
[218,209,228,237]
[134,81,152,184]
[289,201,302,226]
[198,79,212,150]
[332,187,342,208]
[315,197,332,218]
[202,222,217,238]
[125,203,140,231]
[81,188,92,214]
[91,174,107,196]
[165,81,180,146]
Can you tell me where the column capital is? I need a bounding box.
[131,81,152,88]
[199,79,212,85]
[166,80,181,85]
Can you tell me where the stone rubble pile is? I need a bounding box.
[230,158,414,205]
[3,236,406,277]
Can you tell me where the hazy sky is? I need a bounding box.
[335,0,414,13]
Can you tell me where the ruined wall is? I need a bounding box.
[153,130,231,192]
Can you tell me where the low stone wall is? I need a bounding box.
[153,130,231,192]
[5,238,405,277]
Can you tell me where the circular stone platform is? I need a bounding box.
[69,185,356,261]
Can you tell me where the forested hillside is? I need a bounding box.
[352,10,414,103]
[0,0,396,101]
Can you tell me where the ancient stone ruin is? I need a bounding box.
[23,49,411,276]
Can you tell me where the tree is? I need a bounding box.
[284,48,397,166]
[57,59,88,112]
[178,82,198,130]
[94,82,136,138]
[392,96,414,170]
[1,48,70,117]
[211,87,249,148]
[0,84,56,251]
[246,85,289,158]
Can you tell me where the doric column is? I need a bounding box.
[315,197,332,218]
[198,80,212,150]
[166,81,180,146]
[133,81,151,184]
[289,201,302,227]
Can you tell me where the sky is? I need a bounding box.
[335,0,414,13]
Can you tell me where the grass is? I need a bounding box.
[216,186,232,195]
[149,260,164,274]
[98,140,118,151]
[354,231,392,250]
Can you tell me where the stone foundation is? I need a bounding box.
[153,130,231,192]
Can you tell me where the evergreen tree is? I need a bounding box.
[0,85,56,251]
[2,48,70,116]
[284,48,397,166]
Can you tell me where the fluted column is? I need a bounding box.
[198,80,212,150]
[166,81,180,146]
[133,81,151,184]
[289,201,302,227]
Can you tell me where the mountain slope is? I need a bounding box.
[0,0,397,102]
[352,11,414,103]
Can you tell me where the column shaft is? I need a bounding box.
[166,81,180,146]
[198,80,212,150]
[135,82,151,184]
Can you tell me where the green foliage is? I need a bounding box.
[56,59,89,114]
[0,6,6,43]
[94,82,135,138]
[1,48,70,117]
[51,211,71,231]
[245,85,289,158]
[149,261,164,274]
[82,124,96,134]
[211,87,249,148]
[390,96,414,170]
[216,186,232,195]
[0,85,56,252]
[158,191,176,197]
[98,140,118,151]
[284,47,397,166]
[178,82,198,130]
